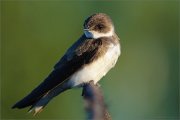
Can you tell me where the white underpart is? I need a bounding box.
[68,42,120,87]
[84,27,114,39]
[29,42,121,113]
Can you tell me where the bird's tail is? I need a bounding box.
[28,83,69,115]
[28,92,52,116]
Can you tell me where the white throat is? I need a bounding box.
[84,27,114,39]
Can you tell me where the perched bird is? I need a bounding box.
[12,13,121,115]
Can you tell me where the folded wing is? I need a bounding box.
[12,35,103,109]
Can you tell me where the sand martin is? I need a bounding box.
[12,13,121,114]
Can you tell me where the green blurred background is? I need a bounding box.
[1,0,179,120]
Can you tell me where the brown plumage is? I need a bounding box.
[12,13,120,115]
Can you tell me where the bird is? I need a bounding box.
[12,13,121,115]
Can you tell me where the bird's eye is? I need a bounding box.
[96,24,104,30]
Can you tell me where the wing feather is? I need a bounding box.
[12,35,103,109]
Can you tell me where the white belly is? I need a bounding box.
[69,43,120,87]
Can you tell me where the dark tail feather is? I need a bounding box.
[28,83,69,115]
[12,70,66,109]
[12,97,40,109]
[28,93,52,116]
[12,82,69,115]
[12,92,52,115]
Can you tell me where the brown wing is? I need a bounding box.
[12,35,104,109]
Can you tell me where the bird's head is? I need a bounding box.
[83,13,114,39]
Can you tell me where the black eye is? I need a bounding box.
[96,24,104,30]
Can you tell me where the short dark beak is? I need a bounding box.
[84,29,89,31]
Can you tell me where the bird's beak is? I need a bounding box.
[84,29,89,31]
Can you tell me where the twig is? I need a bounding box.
[82,81,112,120]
